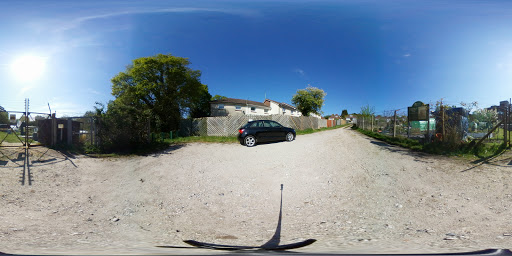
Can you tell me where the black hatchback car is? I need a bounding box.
[238,120,296,147]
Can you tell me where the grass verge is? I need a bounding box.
[0,131,27,143]
[352,126,509,159]
[164,136,238,144]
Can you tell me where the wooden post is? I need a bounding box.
[505,102,510,146]
[393,110,397,138]
[407,121,410,138]
[371,115,374,132]
[51,113,57,146]
[509,99,511,147]
[90,117,94,145]
[67,118,72,145]
[426,104,430,143]
[441,105,445,142]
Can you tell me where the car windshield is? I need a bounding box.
[1,1,512,255]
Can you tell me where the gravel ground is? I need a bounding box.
[1,126,512,255]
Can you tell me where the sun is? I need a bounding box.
[10,55,47,82]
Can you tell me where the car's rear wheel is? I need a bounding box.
[286,132,294,142]
[244,135,256,147]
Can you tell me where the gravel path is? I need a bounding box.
[1,127,512,254]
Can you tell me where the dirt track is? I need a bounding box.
[1,127,512,254]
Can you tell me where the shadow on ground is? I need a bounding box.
[365,137,436,164]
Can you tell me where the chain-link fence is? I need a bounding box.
[354,101,511,147]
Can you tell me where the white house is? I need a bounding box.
[209,97,323,118]
[346,114,357,123]
[210,98,271,116]
[263,99,301,117]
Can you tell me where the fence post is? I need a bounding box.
[441,105,445,142]
[503,103,509,146]
[51,113,57,146]
[426,106,430,143]
[67,118,72,145]
[393,110,397,138]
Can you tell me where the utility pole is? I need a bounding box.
[393,110,397,138]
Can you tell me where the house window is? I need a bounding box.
[291,110,295,114]
[235,105,241,110]
[264,109,269,113]
[282,108,286,114]
[251,107,256,112]
[218,104,224,109]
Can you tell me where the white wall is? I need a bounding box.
[211,103,270,116]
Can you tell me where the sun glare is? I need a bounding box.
[10,55,46,82]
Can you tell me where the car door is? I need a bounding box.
[258,120,273,141]
[269,121,286,140]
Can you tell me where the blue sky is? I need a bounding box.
[1,0,512,117]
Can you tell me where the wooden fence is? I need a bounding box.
[179,114,328,137]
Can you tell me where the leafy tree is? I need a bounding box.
[111,53,208,132]
[341,109,348,119]
[291,86,326,116]
[211,95,227,101]
[0,106,8,124]
[189,85,212,118]
[91,101,151,153]
[472,108,497,123]
[323,115,331,119]
[360,104,375,117]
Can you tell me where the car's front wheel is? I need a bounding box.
[244,135,256,147]
[286,132,294,142]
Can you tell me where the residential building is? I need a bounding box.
[346,114,357,123]
[263,99,301,116]
[329,114,341,120]
[210,98,271,116]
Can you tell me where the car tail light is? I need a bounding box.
[239,129,244,134]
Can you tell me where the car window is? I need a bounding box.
[269,121,282,128]
[248,122,259,128]
[262,120,272,127]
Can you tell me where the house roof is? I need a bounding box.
[210,98,268,108]
[264,99,297,110]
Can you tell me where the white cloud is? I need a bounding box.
[87,88,103,96]
[54,7,256,33]
[294,68,305,77]
[403,53,411,57]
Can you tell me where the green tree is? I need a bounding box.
[189,86,212,118]
[360,104,375,117]
[341,109,349,118]
[291,86,326,116]
[111,53,208,132]
[0,105,8,124]
[211,95,227,101]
